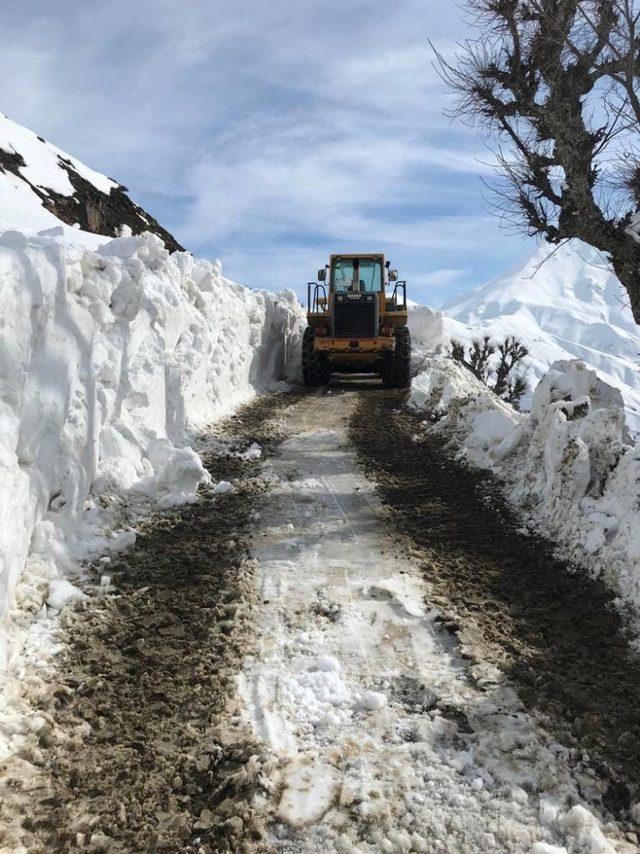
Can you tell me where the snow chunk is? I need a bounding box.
[47,579,87,610]
[449,750,473,773]
[278,760,339,826]
[108,531,137,554]
[314,655,341,673]
[213,481,235,495]
[357,690,387,711]
[316,710,341,728]
[148,443,209,507]
[242,442,262,461]
[408,304,449,357]
[561,805,615,854]
[532,360,626,424]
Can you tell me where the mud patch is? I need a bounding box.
[350,389,640,820]
[379,675,439,714]
[0,392,298,854]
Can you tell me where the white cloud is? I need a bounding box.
[411,268,466,288]
[0,0,531,297]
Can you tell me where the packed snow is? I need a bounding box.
[410,354,640,624]
[237,396,626,853]
[410,240,640,432]
[0,226,304,686]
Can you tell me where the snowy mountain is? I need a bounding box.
[441,241,640,430]
[0,113,181,250]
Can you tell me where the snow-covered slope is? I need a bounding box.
[0,113,181,250]
[440,241,640,430]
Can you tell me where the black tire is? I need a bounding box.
[381,326,411,388]
[302,326,331,387]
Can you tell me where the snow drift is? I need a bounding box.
[415,241,640,432]
[410,355,640,620]
[0,226,304,659]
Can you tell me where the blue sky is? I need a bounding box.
[0,0,534,305]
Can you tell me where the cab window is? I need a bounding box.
[332,258,382,293]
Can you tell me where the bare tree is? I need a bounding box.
[469,335,496,381]
[451,339,467,364]
[434,0,640,323]
[451,335,496,382]
[451,335,530,407]
[494,335,529,396]
[505,374,529,408]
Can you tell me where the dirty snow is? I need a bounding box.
[236,393,628,853]
[410,354,640,624]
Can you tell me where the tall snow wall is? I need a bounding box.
[0,228,305,643]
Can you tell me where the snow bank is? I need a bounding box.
[410,356,640,617]
[0,227,304,652]
[408,304,449,357]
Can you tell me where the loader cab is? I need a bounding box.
[318,255,392,294]
[331,256,383,294]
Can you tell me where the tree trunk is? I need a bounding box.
[609,241,640,324]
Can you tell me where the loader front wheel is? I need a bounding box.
[381,326,411,388]
[302,327,331,387]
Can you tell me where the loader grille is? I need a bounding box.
[333,294,378,338]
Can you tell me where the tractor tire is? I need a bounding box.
[302,326,331,387]
[381,326,411,389]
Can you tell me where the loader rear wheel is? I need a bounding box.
[381,326,411,388]
[302,327,331,387]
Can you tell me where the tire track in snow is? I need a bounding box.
[237,387,630,853]
[351,388,640,831]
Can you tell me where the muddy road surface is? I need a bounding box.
[0,395,298,853]
[0,383,638,853]
[350,388,640,812]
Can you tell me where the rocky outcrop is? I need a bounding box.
[0,144,183,252]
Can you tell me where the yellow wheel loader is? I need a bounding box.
[303,253,411,387]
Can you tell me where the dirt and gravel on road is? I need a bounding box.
[0,393,300,854]
[350,386,640,820]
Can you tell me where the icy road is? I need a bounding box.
[0,386,637,853]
